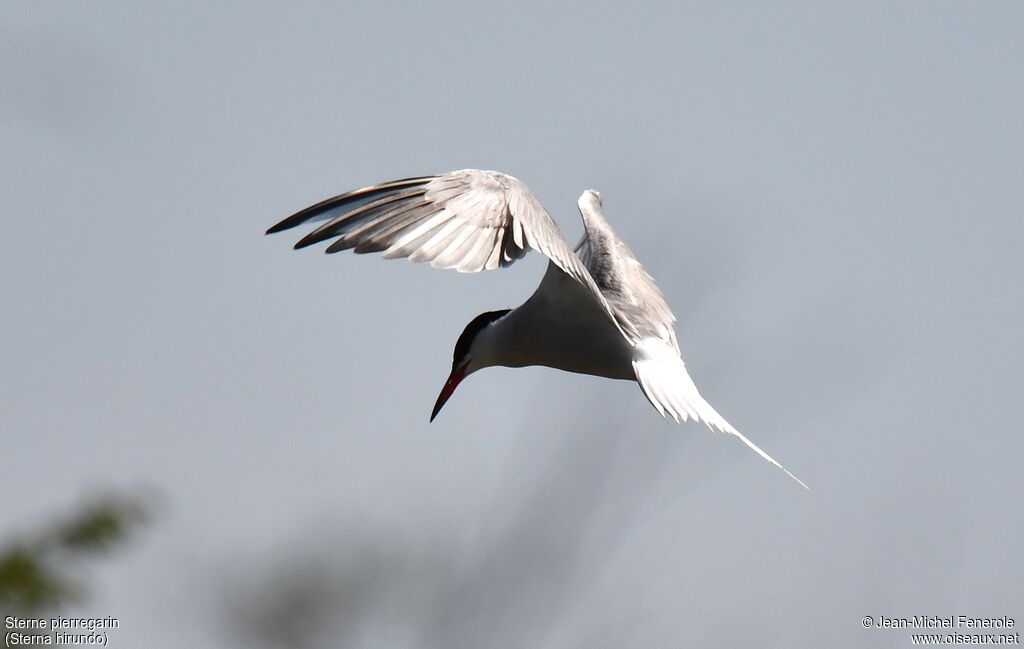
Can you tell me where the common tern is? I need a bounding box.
[268,169,806,488]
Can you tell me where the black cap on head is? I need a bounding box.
[451,309,511,369]
[430,308,511,423]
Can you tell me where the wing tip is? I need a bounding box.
[266,175,438,238]
[266,221,289,235]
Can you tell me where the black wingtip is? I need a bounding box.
[266,176,437,239]
[267,211,311,235]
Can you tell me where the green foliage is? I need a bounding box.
[0,493,152,615]
[0,545,76,612]
[55,496,149,555]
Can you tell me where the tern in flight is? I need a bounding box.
[268,169,806,488]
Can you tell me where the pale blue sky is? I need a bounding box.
[2,2,1022,647]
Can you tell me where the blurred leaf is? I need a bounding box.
[57,495,149,554]
[0,490,154,615]
[0,544,77,611]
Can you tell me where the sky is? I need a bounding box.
[2,2,1022,647]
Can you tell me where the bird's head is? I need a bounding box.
[430,308,511,422]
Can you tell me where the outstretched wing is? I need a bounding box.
[574,190,679,350]
[633,338,808,489]
[268,169,630,338]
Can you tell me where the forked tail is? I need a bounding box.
[632,340,808,489]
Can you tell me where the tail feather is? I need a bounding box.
[633,340,808,490]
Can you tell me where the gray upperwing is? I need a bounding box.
[575,190,679,351]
